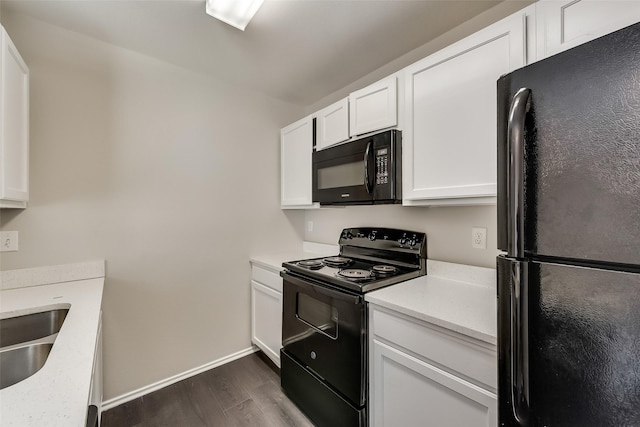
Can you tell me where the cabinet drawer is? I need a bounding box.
[251,265,283,293]
[371,307,496,391]
[371,339,496,427]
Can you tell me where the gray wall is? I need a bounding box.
[306,205,499,268]
[0,12,304,400]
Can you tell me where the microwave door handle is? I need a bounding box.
[364,141,375,194]
[507,88,531,259]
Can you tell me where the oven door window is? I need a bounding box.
[296,292,339,339]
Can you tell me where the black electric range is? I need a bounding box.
[282,227,427,293]
[280,227,427,427]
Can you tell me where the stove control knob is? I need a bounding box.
[310,351,317,360]
[409,234,417,246]
[399,233,407,245]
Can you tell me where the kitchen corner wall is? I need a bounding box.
[303,0,533,269]
[0,12,304,400]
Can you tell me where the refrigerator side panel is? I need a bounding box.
[528,262,640,426]
[505,22,640,266]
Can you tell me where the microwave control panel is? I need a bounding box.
[376,148,389,185]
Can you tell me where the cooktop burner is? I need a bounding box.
[372,265,398,275]
[323,256,353,267]
[338,268,373,280]
[296,260,323,270]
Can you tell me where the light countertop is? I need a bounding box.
[366,260,497,345]
[0,266,104,426]
[250,241,339,272]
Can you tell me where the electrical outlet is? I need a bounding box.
[471,227,486,249]
[307,221,314,232]
[0,231,19,252]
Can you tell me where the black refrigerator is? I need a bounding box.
[497,22,640,427]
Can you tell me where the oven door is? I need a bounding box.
[282,272,366,406]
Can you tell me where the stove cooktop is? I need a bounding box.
[282,255,423,293]
[282,227,428,293]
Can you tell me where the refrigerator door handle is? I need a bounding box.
[510,261,530,424]
[507,88,531,259]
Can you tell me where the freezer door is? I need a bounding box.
[497,22,640,266]
[498,256,640,426]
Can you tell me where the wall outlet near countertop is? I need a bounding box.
[471,227,486,249]
[307,221,314,232]
[0,231,19,252]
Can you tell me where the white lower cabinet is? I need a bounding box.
[369,305,497,427]
[250,264,283,367]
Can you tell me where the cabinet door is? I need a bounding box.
[316,98,349,150]
[1,26,29,208]
[403,13,525,205]
[349,76,397,137]
[371,339,497,427]
[280,116,315,208]
[251,280,282,367]
[536,0,640,60]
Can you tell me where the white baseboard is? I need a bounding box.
[101,346,258,411]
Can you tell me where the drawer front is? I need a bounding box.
[371,306,496,391]
[251,265,283,292]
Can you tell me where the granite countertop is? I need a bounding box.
[365,260,497,345]
[0,262,105,427]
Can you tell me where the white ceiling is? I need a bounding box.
[2,0,503,106]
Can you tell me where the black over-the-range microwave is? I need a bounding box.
[312,129,401,205]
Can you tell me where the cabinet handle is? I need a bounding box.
[507,88,531,259]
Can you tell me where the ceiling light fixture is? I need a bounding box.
[205,0,265,31]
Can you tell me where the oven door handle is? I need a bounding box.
[282,272,363,305]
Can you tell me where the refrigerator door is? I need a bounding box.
[498,256,640,426]
[497,22,640,267]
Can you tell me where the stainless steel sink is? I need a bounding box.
[0,308,68,348]
[0,308,69,389]
[0,343,54,389]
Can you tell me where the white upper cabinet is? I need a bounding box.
[315,97,349,150]
[281,115,316,209]
[1,25,29,209]
[349,76,397,137]
[536,0,640,60]
[403,12,526,206]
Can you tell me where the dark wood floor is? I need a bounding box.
[101,352,314,427]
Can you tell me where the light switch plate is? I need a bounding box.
[0,231,19,252]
